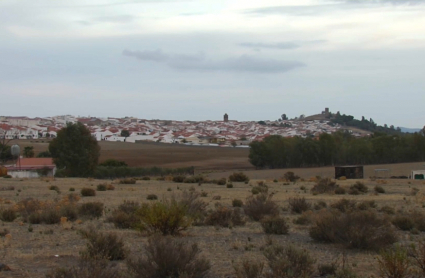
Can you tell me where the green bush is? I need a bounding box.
[251,184,268,195]
[136,199,191,235]
[48,185,60,191]
[243,194,279,221]
[41,208,61,224]
[81,188,96,197]
[334,187,346,195]
[261,216,289,235]
[127,236,210,278]
[80,227,126,261]
[226,183,234,188]
[141,176,151,181]
[60,204,78,221]
[79,202,104,218]
[228,172,250,182]
[69,187,75,192]
[377,245,411,278]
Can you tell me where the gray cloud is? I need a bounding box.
[337,0,425,5]
[239,42,300,50]
[123,49,169,62]
[123,49,305,73]
[239,40,326,50]
[245,0,425,16]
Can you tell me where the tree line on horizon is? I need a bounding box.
[249,130,425,169]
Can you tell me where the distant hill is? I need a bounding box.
[400,127,422,133]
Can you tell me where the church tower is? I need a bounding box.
[223,113,228,122]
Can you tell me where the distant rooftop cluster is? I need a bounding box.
[0,113,364,146]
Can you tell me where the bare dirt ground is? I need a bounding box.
[1,175,425,277]
[11,140,252,171]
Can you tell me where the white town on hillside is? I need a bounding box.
[0,110,368,147]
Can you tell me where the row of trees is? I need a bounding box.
[330,113,402,135]
[249,131,425,169]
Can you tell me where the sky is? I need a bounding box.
[1,0,425,128]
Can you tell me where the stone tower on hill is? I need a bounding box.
[223,113,228,122]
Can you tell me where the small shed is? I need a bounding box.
[335,166,364,179]
[411,170,425,180]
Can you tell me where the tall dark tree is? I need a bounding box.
[121,130,130,137]
[49,122,100,177]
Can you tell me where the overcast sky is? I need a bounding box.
[1,0,424,127]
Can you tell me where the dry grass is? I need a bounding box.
[1,172,425,277]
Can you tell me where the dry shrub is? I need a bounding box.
[380,205,395,215]
[108,200,140,229]
[311,178,338,194]
[409,240,425,275]
[141,176,150,180]
[81,188,96,197]
[96,184,107,191]
[106,184,115,190]
[216,178,227,185]
[127,236,210,278]
[252,184,268,195]
[15,198,42,221]
[205,204,245,228]
[79,227,126,261]
[0,208,17,222]
[119,178,136,184]
[283,171,300,182]
[45,260,122,278]
[232,199,244,207]
[212,195,221,200]
[314,201,327,210]
[263,245,315,278]
[330,199,357,213]
[0,185,14,191]
[375,185,386,194]
[243,193,279,221]
[317,262,338,277]
[261,216,289,235]
[392,211,425,232]
[229,172,250,182]
[334,187,346,195]
[338,176,347,181]
[233,258,264,278]
[60,204,78,221]
[356,200,377,211]
[136,199,191,235]
[288,197,311,214]
[309,210,397,250]
[78,202,104,219]
[293,211,314,226]
[178,190,207,223]
[377,245,411,278]
[147,194,158,200]
[172,176,185,183]
[349,181,368,195]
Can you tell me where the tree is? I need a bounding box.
[99,159,128,167]
[49,122,100,177]
[23,146,35,158]
[37,151,52,158]
[121,130,130,137]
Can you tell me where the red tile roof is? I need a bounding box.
[19,158,54,166]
